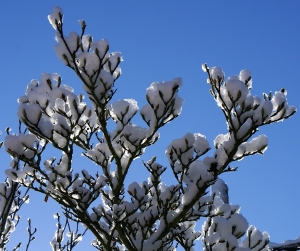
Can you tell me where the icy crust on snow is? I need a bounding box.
[17,73,99,148]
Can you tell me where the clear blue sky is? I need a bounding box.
[0,1,299,250]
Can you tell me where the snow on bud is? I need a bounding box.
[166,133,195,165]
[5,135,25,156]
[228,214,248,238]
[54,40,71,66]
[146,77,183,118]
[225,76,248,103]
[285,105,297,117]
[239,69,252,89]
[54,154,69,175]
[55,98,66,113]
[91,39,109,59]
[271,91,286,110]
[236,118,253,139]
[38,116,54,138]
[119,124,153,152]
[204,232,220,246]
[5,134,37,159]
[202,63,208,72]
[5,169,19,181]
[108,52,123,72]
[18,103,42,125]
[210,179,229,204]
[209,67,224,85]
[211,216,231,238]
[214,133,230,149]
[76,52,100,76]
[245,135,268,154]
[183,159,208,185]
[24,164,34,175]
[140,104,155,127]
[241,226,270,250]
[94,175,107,190]
[7,219,16,233]
[48,6,63,30]
[85,143,111,164]
[53,131,67,148]
[110,99,138,127]
[66,32,79,53]
[113,66,122,80]
[81,35,91,52]
[128,182,145,201]
[193,133,210,155]
[78,19,86,28]
[253,101,273,124]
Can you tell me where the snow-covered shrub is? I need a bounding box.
[1,6,297,251]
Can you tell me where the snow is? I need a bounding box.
[109,99,138,129]
[145,77,183,125]
[271,91,286,110]
[228,214,248,238]
[211,179,229,204]
[214,133,230,149]
[209,67,224,86]
[76,52,100,75]
[193,133,210,155]
[4,133,37,159]
[127,182,145,201]
[236,118,252,139]
[108,52,123,72]
[224,76,248,103]
[18,103,41,125]
[54,33,73,66]
[253,100,273,124]
[90,39,109,59]
[86,142,112,165]
[3,7,297,251]
[54,154,69,175]
[48,6,63,30]
[239,69,252,89]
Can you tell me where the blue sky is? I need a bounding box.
[0,1,299,250]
